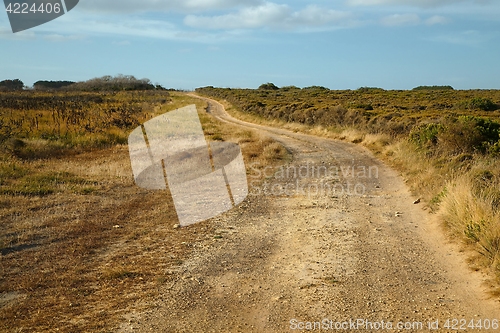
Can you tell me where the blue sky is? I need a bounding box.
[1,0,499,90]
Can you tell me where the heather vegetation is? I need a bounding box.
[196,85,500,284]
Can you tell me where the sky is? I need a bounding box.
[0,0,499,90]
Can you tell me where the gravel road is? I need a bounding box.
[117,96,500,332]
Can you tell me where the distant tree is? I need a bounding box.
[303,85,329,91]
[66,75,156,91]
[412,85,454,91]
[33,80,75,90]
[258,82,279,90]
[0,79,24,91]
[357,87,385,92]
[280,85,300,91]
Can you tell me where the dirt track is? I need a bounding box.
[117,96,500,332]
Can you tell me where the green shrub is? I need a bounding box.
[465,221,483,243]
[489,141,500,156]
[258,83,279,90]
[429,186,447,208]
[438,116,500,154]
[458,97,497,111]
[409,117,500,155]
[303,86,329,91]
[357,87,385,92]
[409,123,444,148]
[412,85,454,91]
[280,86,300,91]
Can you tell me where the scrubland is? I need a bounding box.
[197,86,500,291]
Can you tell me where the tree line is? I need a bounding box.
[0,75,166,92]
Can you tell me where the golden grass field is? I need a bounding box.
[0,91,288,331]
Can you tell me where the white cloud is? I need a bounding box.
[425,15,450,25]
[79,0,263,13]
[185,3,288,29]
[290,6,354,28]
[69,19,195,40]
[380,13,421,26]
[184,2,354,30]
[347,0,468,7]
[24,11,244,43]
[379,14,450,27]
[43,34,84,42]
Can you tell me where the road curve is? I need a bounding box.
[118,95,500,333]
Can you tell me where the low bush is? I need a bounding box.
[413,85,454,91]
[409,117,500,155]
[409,123,444,150]
[258,82,279,90]
[458,97,498,111]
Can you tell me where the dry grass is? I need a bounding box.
[438,162,500,270]
[337,128,365,144]
[0,92,289,332]
[380,141,446,208]
[355,132,500,288]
